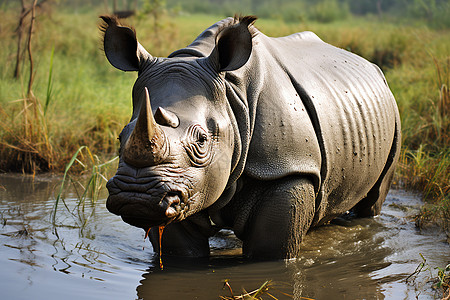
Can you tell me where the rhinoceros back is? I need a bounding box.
[170,20,399,224]
[257,32,399,221]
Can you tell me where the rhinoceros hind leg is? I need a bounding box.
[242,177,315,259]
[351,164,394,217]
[352,122,400,217]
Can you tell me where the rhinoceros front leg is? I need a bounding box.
[241,177,315,259]
[148,211,217,257]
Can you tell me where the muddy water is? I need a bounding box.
[0,174,448,300]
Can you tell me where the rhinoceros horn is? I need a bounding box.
[122,87,167,167]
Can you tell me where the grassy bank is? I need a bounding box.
[0,8,448,229]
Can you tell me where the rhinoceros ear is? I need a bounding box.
[209,16,256,72]
[100,15,152,72]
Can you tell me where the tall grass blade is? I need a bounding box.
[52,145,118,234]
[52,145,86,225]
[44,45,55,116]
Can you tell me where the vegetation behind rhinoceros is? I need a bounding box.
[0,0,448,234]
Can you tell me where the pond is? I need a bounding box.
[0,174,448,299]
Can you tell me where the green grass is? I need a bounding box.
[0,9,135,171]
[52,145,118,235]
[0,8,448,229]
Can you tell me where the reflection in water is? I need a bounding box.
[0,174,448,299]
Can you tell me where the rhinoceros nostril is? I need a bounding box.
[164,193,181,218]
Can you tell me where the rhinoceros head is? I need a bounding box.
[101,16,255,230]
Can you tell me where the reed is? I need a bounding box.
[407,254,450,299]
[220,280,296,300]
[51,145,118,233]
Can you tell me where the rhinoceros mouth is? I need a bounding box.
[106,175,189,229]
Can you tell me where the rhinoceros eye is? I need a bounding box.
[184,124,212,167]
[197,132,208,146]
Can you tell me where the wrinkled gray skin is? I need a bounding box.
[102,16,401,259]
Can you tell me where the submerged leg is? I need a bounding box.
[241,176,316,259]
[351,163,395,217]
[148,211,217,257]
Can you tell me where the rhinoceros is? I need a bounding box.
[101,16,401,259]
